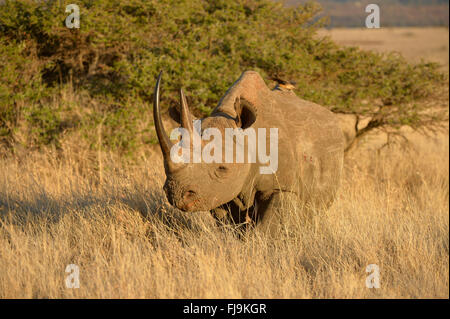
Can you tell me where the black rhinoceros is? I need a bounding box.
[152,70,345,234]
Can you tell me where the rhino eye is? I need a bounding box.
[215,166,229,177]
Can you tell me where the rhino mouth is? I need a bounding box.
[166,189,223,212]
[174,198,218,213]
[164,182,208,212]
[178,198,201,212]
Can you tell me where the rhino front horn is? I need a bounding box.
[153,71,175,169]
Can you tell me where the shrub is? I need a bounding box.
[0,0,447,154]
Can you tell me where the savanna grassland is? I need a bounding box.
[0,122,448,298]
[318,27,449,70]
[0,1,449,298]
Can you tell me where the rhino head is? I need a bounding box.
[153,71,262,212]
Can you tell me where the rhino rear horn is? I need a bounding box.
[179,88,194,133]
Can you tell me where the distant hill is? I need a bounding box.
[284,0,449,27]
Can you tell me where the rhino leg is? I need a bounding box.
[255,192,299,237]
[211,201,256,234]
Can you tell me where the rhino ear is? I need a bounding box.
[234,97,257,129]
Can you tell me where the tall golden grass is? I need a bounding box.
[0,132,448,298]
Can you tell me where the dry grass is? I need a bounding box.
[0,134,448,298]
[318,27,449,70]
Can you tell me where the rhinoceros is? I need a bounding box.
[152,70,345,234]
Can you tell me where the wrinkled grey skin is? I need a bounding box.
[153,71,345,234]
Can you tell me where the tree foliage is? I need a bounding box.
[0,0,447,154]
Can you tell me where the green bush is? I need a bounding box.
[0,38,49,146]
[0,0,447,154]
[25,103,62,146]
